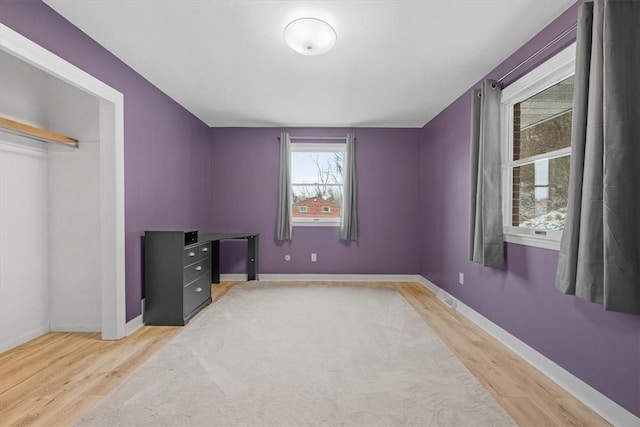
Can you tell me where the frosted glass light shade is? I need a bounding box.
[284,18,337,56]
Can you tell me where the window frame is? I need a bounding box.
[500,43,576,251]
[290,142,346,227]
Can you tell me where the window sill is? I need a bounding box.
[292,221,340,228]
[503,232,560,251]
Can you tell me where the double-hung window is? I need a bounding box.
[501,44,575,250]
[290,142,345,226]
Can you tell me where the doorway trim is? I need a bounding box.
[1,24,126,340]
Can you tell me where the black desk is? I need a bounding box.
[200,232,259,283]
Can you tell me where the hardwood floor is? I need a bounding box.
[395,282,608,427]
[0,281,608,426]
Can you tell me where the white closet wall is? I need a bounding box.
[0,136,50,352]
[48,143,101,331]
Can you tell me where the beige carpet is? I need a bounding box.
[78,282,515,426]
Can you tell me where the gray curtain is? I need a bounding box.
[340,133,357,241]
[556,0,640,314]
[275,132,292,240]
[469,80,504,267]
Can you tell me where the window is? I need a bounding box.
[290,142,345,226]
[501,44,575,250]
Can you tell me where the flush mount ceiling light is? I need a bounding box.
[283,17,337,56]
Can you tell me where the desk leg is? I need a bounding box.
[247,235,259,281]
[211,240,221,284]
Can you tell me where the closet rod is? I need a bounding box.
[0,116,79,148]
[497,22,578,84]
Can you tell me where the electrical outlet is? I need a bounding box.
[311,253,317,262]
[459,272,464,285]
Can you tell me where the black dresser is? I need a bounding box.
[144,230,212,325]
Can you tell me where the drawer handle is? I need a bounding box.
[188,252,196,257]
[195,266,202,271]
[196,287,202,292]
[202,247,208,252]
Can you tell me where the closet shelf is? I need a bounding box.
[0,116,79,148]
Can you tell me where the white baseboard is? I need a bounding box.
[416,276,639,427]
[49,324,101,333]
[220,273,420,282]
[125,315,143,336]
[219,274,249,281]
[125,298,144,336]
[0,325,49,353]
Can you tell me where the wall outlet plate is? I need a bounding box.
[459,272,464,284]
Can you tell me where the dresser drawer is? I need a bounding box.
[183,258,210,284]
[183,245,200,265]
[183,274,211,316]
[199,242,211,259]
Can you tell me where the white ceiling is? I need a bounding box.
[44,0,575,128]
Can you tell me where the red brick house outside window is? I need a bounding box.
[292,197,341,219]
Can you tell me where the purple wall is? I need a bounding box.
[0,0,212,321]
[210,127,421,275]
[418,1,640,417]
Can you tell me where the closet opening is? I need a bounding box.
[0,24,125,352]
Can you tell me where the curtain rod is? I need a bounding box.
[497,22,577,84]
[277,136,348,141]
